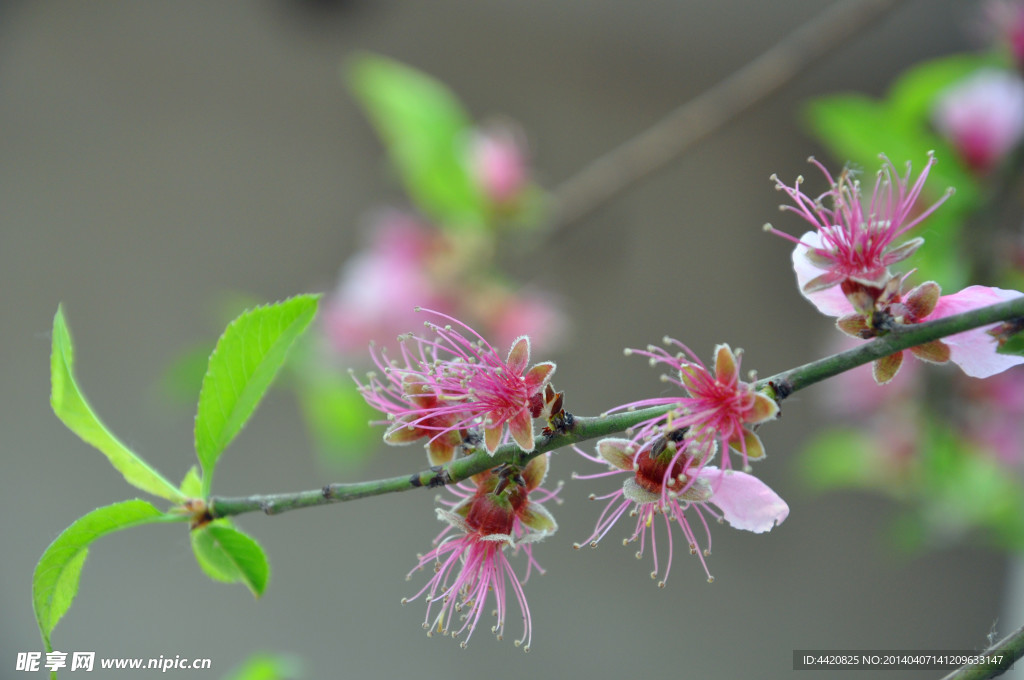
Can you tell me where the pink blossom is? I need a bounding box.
[934,69,1024,173]
[767,155,950,295]
[573,437,787,586]
[471,288,567,357]
[322,212,450,355]
[608,340,778,470]
[467,123,529,205]
[404,455,559,650]
[353,309,556,458]
[791,264,1024,380]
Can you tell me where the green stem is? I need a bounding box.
[939,622,1024,680]
[208,294,1024,520]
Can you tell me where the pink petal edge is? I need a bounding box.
[792,232,855,317]
[928,286,1024,378]
[697,467,789,533]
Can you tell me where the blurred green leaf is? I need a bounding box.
[297,376,376,466]
[996,329,1024,356]
[221,653,303,680]
[797,427,879,492]
[50,306,184,502]
[191,523,270,597]
[159,343,215,406]
[348,53,486,229]
[34,500,165,651]
[888,53,1002,123]
[194,295,320,495]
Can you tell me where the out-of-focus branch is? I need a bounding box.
[549,0,909,230]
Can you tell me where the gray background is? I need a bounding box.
[2,1,1015,678]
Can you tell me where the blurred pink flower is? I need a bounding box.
[934,69,1024,173]
[474,288,566,356]
[962,367,1024,464]
[468,123,529,205]
[322,212,449,355]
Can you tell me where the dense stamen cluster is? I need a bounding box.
[403,455,559,650]
[573,435,787,586]
[353,308,556,463]
[765,153,949,295]
[607,339,778,471]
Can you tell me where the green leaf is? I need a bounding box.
[888,53,1005,123]
[50,306,184,502]
[347,53,486,229]
[33,500,165,650]
[996,328,1024,356]
[158,343,215,406]
[796,428,885,492]
[180,465,203,497]
[288,339,376,466]
[802,95,980,290]
[194,295,320,495]
[191,524,270,597]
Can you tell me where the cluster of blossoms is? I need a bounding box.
[354,310,564,648]
[765,153,1024,383]
[356,310,791,647]
[354,152,1024,649]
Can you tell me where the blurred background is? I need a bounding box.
[2,0,1018,678]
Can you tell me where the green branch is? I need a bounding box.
[939,622,1024,680]
[208,294,1024,520]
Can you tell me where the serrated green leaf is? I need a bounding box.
[348,53,486,229]
[194,295,320,495]
[33,500,165,651]
[191,524,270,597]
[50,306,184,502]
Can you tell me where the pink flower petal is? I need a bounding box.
[928,286,1024,378]
[507,409,536,451]
[697,467,789,533]
[792,231,855,317]
[506,335,531,374]
[524,361,556,392]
